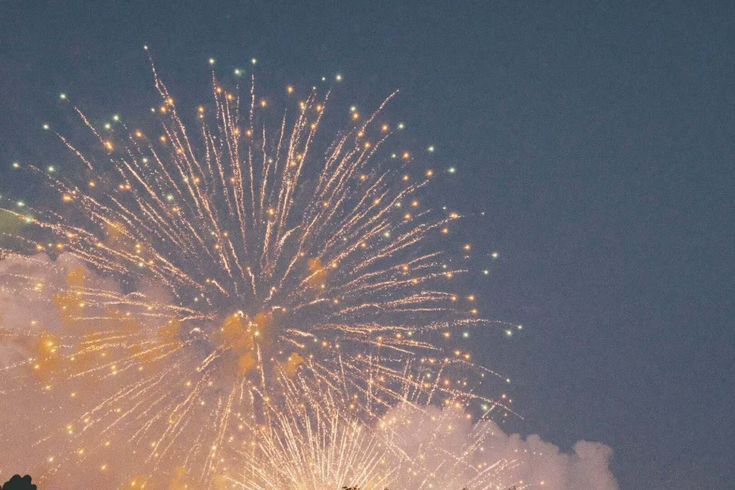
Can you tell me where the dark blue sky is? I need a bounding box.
[1,1,733,488]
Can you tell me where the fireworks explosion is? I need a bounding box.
[232,395,529,490]
[0,52,525,489]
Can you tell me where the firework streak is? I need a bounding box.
[0,57,515,488]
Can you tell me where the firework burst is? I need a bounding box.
[0,53,512,488]
[230,381,524,490]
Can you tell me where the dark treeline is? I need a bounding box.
[2,475,36,490]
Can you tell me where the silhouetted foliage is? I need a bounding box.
[2,475,36,490]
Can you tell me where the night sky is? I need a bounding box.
[1,1,733,488]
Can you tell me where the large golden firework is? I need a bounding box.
[0,53,513,488]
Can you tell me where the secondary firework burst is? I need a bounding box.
[0,52,511,488]
[230,380,524,490]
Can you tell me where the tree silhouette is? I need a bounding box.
[2,475,36,490]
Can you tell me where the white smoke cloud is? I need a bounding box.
[0,254,618,489]
[0,253,185,487]
[0,253,81,367]
[375,399,618,489]
[0,253,173,367]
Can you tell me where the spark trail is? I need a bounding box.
[0,53,513,488]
